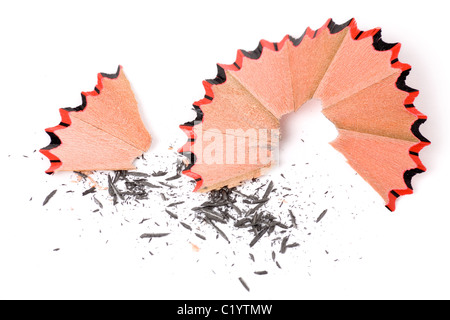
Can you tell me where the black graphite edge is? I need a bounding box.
[63,65,121,112]
[179,60,221,172]
[290,18,353,47]
[370,30,429,204]
[181,104,204,127]
[410,118,429,144]
[100,65,121,79]
[240,41,264,60]
[206,64,227,85]
[41,131,63,174]
[373,30,430,195]
[371,30,398,52]
[327,18,354,34]
[403,168,425,190]
[235,19,354,62]
[372,33,429,144]
[289,29,307,47]
[239,19,350,59]
[40,132,62,151]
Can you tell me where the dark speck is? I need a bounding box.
[82,186,96,196]
[254,271,268,275]
[43,189,57,206]
[316,209,328,223]
[238,277,250,292]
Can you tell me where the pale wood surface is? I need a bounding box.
[331,129,418,204]
[289,25,349,110]
[322,72,419,142]
[228,41,294,119]
[72,68,151,152]
[52,116,142,171]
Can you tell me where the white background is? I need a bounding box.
[0,0,448,300]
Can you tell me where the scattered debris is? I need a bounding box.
[140,233,170,239]
[180,222,192,231]
[43,189,57,206]
[92,195,103,209]
[254,271,268,275]
[195,233,206,240]
[280,236,289,254]
[34,145,364,294]
[238,277,250,292]
[316,209,328,223]
[82,186,96,196]
[165,209,179,220]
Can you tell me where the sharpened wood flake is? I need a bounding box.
[43,189,57,206]
[41,67,152,173]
